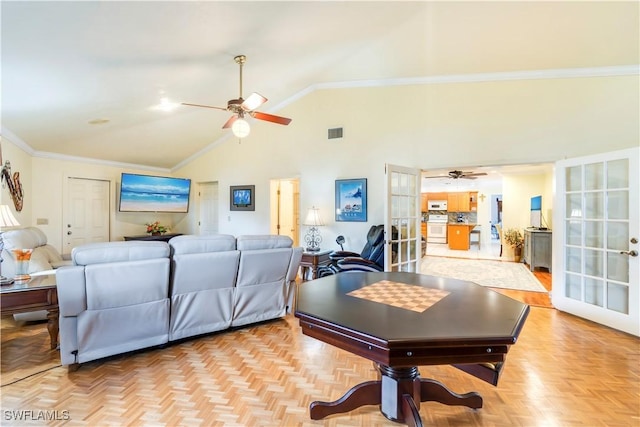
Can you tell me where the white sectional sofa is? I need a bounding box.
[56,235,303,368]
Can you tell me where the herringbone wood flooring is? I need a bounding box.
[1,281,638,426]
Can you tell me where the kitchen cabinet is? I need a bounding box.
[447,191,478,212]
[421,222,427,238]
[523,229,552,272]
[426,192,448,202]
[421,194,428,212]
[469,191,478,212]
[447,192,470,212]
[448,224,470,250]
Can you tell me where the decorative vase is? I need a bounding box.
[12,248,33,281]
[151,232,161,236]
[514,246,522,263]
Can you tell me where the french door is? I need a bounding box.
[553,147,639,336]
[384,164,421,272]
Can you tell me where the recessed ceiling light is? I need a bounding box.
[88,118,110,125]
[152,97,179,112]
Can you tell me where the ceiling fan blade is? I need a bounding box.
[241,93,267,111]
[182,102,228,111]
[463,172,488,178]
[251,111,292,126]
[222,115,238,129]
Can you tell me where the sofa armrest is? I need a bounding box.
[56,266,87,317]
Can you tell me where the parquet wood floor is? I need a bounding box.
[2,276,638,426]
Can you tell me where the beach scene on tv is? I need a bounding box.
[119,174,191,213]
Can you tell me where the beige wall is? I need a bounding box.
[3,72,638,253]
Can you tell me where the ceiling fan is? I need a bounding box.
[181,55,292,138]
[423,170,488,180]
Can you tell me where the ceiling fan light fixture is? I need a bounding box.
[232,118,250,138]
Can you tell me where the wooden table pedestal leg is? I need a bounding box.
[309,365,483,427]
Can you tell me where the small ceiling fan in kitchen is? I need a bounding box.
[423,170,488,180]
[181,54,292,138]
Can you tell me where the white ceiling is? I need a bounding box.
[2,1,638,170]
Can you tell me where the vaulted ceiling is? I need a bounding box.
[2,1,638,170]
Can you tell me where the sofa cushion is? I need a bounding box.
[169,234,236,255]
[72,241,170,266]
[236,235,293,251]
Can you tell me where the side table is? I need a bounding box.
[0,272,58,349]
[299,250,332,281]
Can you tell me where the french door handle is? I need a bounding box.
[619,250,638,257]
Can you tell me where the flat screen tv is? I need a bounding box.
[530,195,542,228]
[119,173,191,213]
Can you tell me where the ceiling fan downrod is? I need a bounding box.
[235,55,246,100]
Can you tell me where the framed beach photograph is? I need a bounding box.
[230,185,255,211]
[335,178,367,222]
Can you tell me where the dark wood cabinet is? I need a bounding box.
[123,233,182,243]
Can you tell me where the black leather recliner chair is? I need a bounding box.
[318,225,386,277]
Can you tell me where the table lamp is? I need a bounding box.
[0,204,20,285]
[303,206,324,252]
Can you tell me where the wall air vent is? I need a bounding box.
[328,127,343,139]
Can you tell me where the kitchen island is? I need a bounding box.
[448,224,479,250]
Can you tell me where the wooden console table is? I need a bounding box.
[124,233,182,243]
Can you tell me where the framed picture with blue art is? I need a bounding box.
[230,185,255,211]
[335,178,367,222]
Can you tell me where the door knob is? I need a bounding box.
[619,250,638,257]
[67,231,72,235]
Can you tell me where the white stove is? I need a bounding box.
[426,214,448,244]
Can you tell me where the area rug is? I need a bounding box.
[421,256,548,292]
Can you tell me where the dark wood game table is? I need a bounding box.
[295,271,529,426]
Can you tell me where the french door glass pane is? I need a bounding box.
[585,163,604,190]
[607,190,628,220]
[566,247,582,273]
[607,252,629,283]
[607,222,629,251]
[584,249,603,277]
[566,273,581,300]
[607,159,628,189]
[585,277,604,307]
[585,192,604,219]
[566,220,582,245]
[607,282,629,314]
[584,220,603,248]
[566,166,582,191]
[566,194,582,218]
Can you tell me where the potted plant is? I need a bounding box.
[146,221,169,236]
[503,228,524,262]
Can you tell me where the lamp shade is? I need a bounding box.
[303,206,324,226]
[232,118,251,138]
[0,205,20,229]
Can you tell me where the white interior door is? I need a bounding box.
[553,147,639,336]
[65,177,110,255]
[385,164,421,272]
[198,182,219,235]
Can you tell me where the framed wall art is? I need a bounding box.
[230,185,255,211]
[335,178,367,222]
